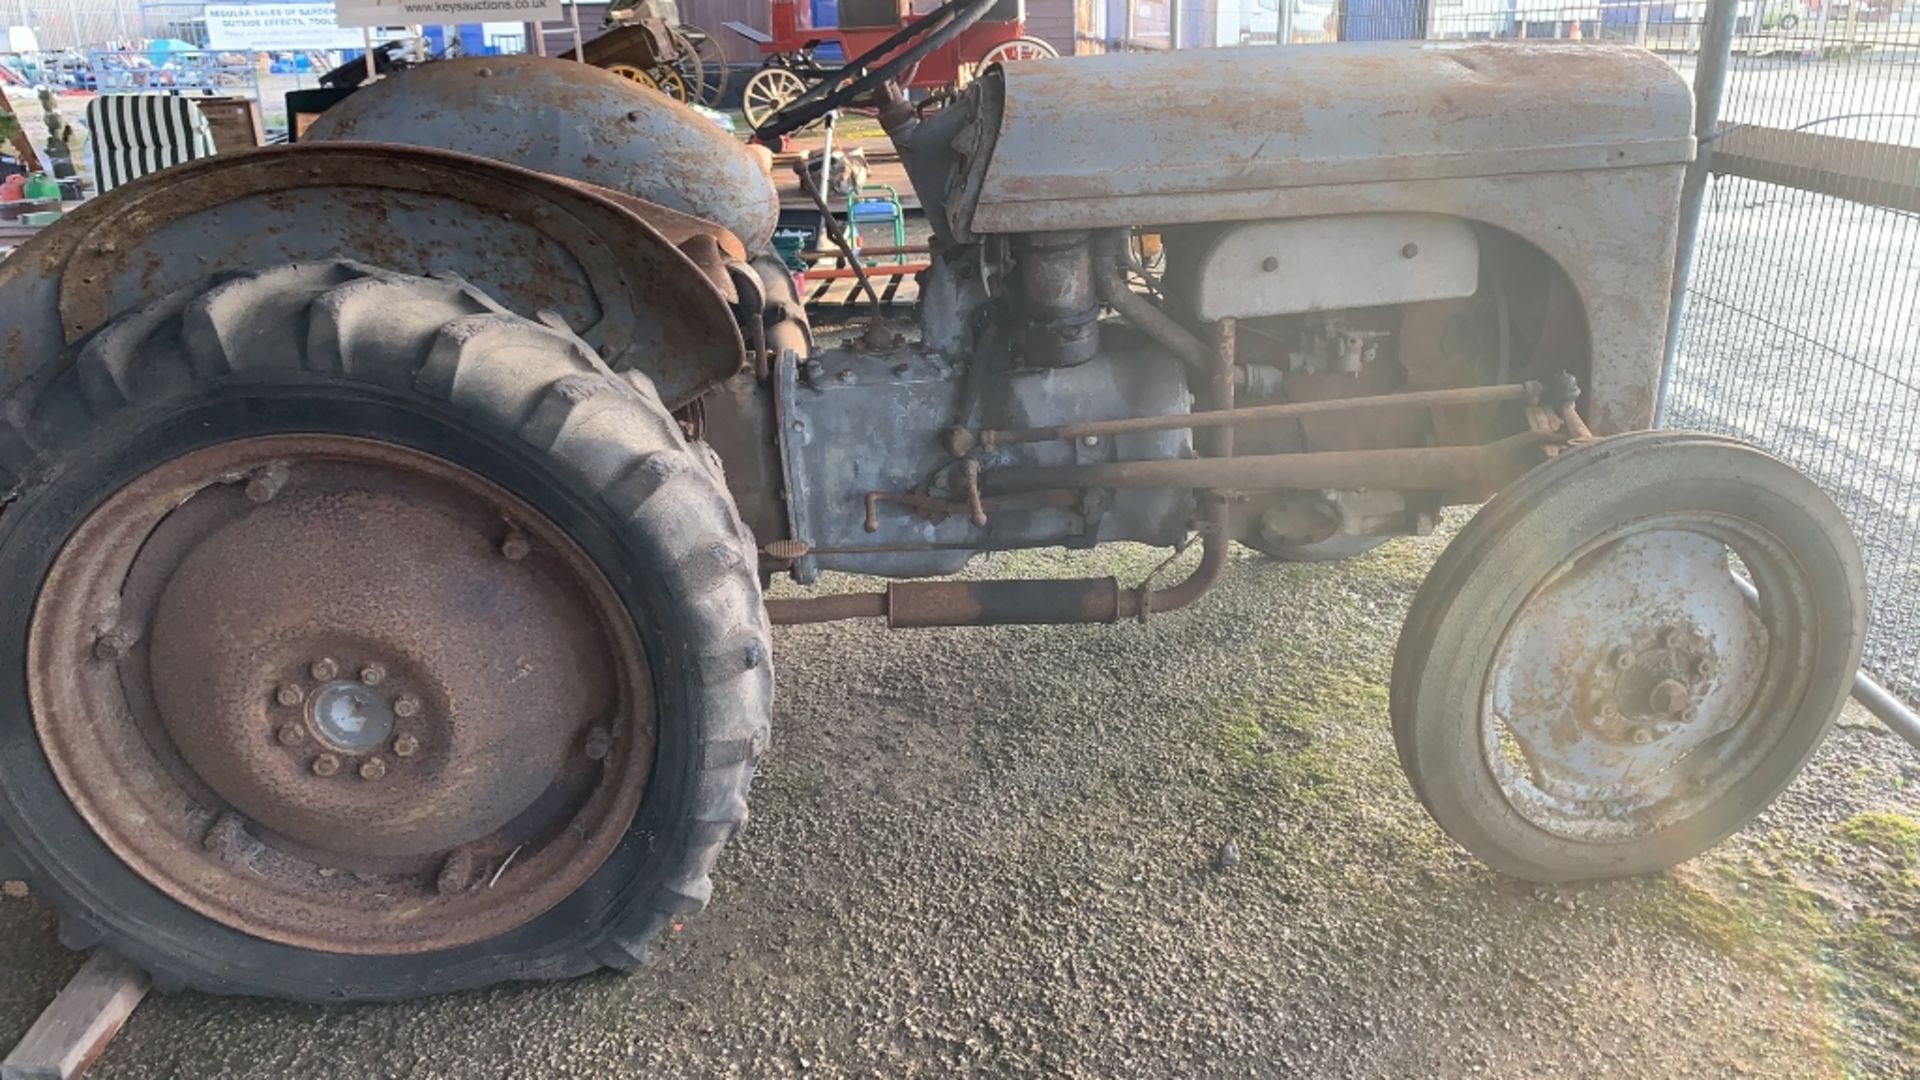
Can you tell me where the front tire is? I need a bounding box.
[0,262,771,1000]
[1391,433,1865,883]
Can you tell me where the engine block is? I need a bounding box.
[776,327,1194,582]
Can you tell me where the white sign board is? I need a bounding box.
[205,4,368,49]
[333,0,567,28]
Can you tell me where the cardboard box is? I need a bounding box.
[193,96,266,154]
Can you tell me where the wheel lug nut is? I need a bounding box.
[501,531,532,561]
[312,753,340,777]
[1696,657,1717,678]
[275,683,305,708]
[359,663,386,687]
[583,725,613,761]
[91,630,132,662]
[310,657,339,681]
[1631,727,1653,745]
[393,694,420,719]
[392,733,420,758]
[245,464,289,505]
[1663,628,1686,650]
[276,724,306,746]
[359,757,388,781]
[437,850,475,895]
[1612,648,1634,670]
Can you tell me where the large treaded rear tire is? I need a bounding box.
[0,261,771,1001]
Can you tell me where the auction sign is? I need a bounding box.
[204,3,369,49]
[332,0,567,26]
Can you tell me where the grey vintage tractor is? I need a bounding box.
[0,25,1865,1002]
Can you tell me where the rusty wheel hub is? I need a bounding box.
[1482,518,1807,843]
[30,436,654,954]
[1582,625,1716,746]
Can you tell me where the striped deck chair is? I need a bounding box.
[85,94,218,194]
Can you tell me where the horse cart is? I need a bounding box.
[574,0,729,105]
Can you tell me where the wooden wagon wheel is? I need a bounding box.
[672,25,729,107]
[743,66,809,131]
[606,61,689,102]
[980,35,1057,64]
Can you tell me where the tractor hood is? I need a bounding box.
[946,42,1695,237]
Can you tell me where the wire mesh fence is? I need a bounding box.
[6,0,142,51]
[1075,0,1716,51]
[1663,18,1920,708]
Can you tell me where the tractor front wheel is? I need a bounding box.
[1391,432,1865,882]
[0,262,770,1000]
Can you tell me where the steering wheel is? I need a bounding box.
[753,0,1001,141]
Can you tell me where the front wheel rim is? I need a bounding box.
[29,435,655,955]
[1481,512,1815,843]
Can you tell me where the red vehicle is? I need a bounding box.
[733,0,1055,131]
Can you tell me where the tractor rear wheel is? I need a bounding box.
[0,262,770,1001]
[1391,432,1865,882]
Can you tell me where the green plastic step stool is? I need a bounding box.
[846,184,905,265]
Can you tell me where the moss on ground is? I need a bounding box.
[1835,810,1920,859]
[1628,817,1920,1073]
[1342,536,1439,587]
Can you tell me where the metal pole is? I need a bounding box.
[1728,576,1920,751]
[1635,0,1650,46]
[567,1,585,58]
[362,27,376,81]
[1168,0,1183,48]
[1855,672,1920,750]
[1653,0,1738,426]
[1278,0,1293,43]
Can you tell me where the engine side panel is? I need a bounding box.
[1191,214,1479,321]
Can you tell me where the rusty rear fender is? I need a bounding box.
[0,143,747,420]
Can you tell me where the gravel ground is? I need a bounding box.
[3,533,1917,1078]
